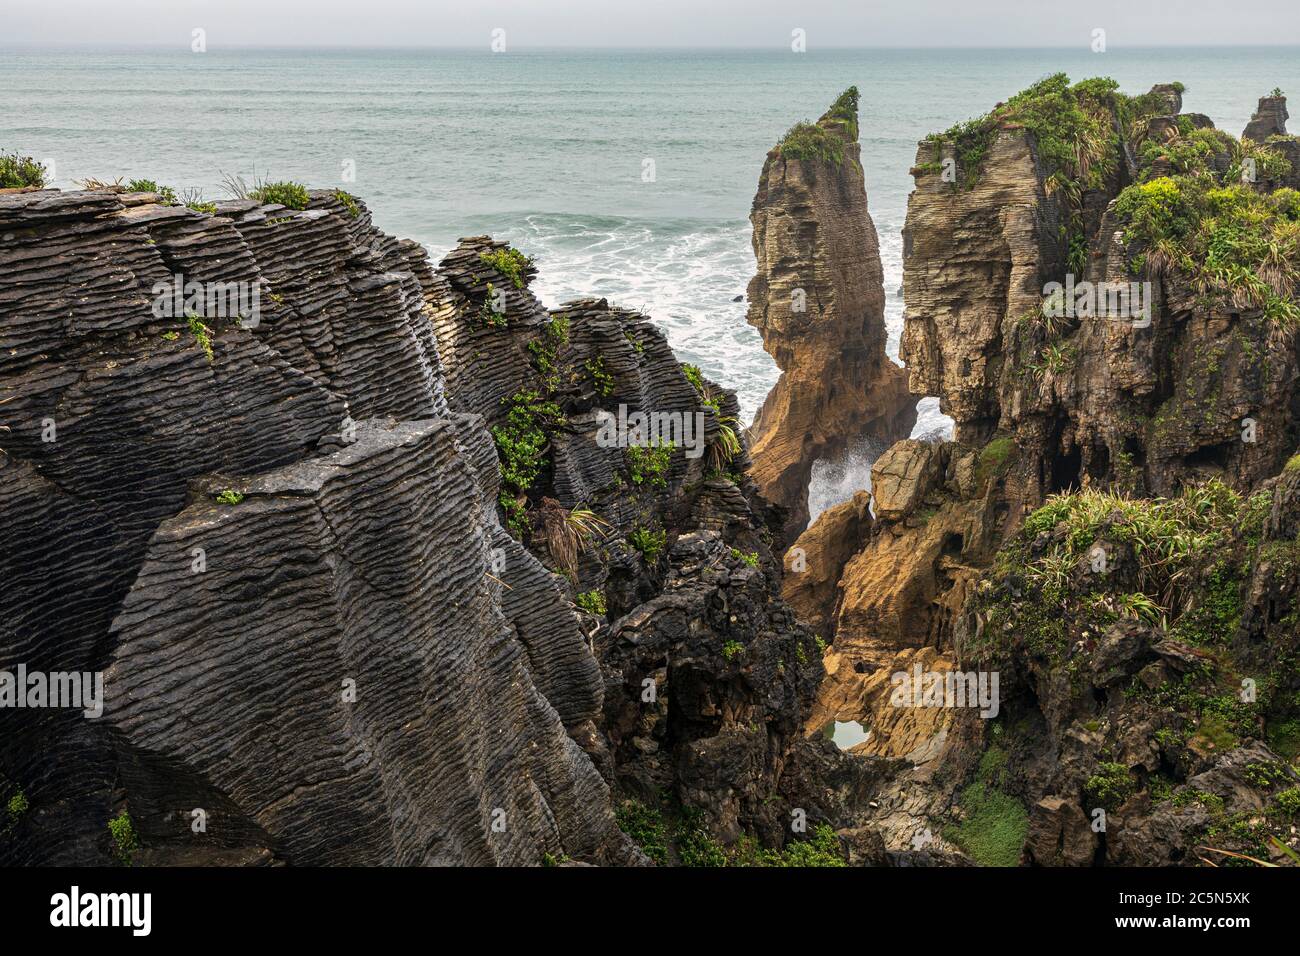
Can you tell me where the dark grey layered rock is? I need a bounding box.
[1,177,827,867]
[107,418,625,865]
[0,185,637,866]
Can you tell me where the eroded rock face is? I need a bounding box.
[747,89,915,542]
[2,179,832,866]
[598,531,825,846]
[781,490,871,638]
[902,129,1064,446]
[1243,92,1289,142]
[0,186,636,865]
[420,237,832,850]
[108,418,624,865]
[902,86,1300,499]
[783,78,1300,865]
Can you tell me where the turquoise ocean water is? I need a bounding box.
[4,46,1297,506]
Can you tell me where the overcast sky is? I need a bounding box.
[3,0,1298,48]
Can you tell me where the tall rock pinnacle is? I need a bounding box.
[745,87,916,543]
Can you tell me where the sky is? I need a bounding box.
[2,0,1298,49]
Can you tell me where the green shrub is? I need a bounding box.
[1243,761,1289,789]
[1013,481,1242,608]
[251,180,310,210]
[479,246,534,289]
[332,189,360,218]
[775,825,847,867]
[626,441,673,488]
[778,121,848,165]
[585,356,614,397]
[0,151,46,188]
[215,490,244,505]
[614,800,668,865]
[478,282,507,328]
[681,363,705,392]
[6,790,28,819]
[126,179,178,203]
[722,639,744,660]
[107,811,137,865]
[776,87,860,167]
[628,527,666,563]
[499,493,528,538]
[575,590,606,615]
[527,316,569,391]
[676,808,728,867]
[729,547,759,568]
[491,390,565,494]
[1113,153,1299,326]
[1272,788,1300,818]
[1084,761,1137,810]
[185,312,215,362]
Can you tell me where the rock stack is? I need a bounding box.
[746,88,916,543]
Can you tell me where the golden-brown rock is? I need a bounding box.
[747,88,915,542]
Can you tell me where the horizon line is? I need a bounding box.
[4,42,1300,52]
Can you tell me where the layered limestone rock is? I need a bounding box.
[786,76,1300,865]
[781,490,871,638]
[108,418,621,865]
[2,179,833,866]
[425,236,834,852]
[902,78,1300,498]
[0,185,635,865]
[747,88,915,542]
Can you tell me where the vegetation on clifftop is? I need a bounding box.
[480,245,534,289]
[776,86,860,167]
[1114,155,1300,326]
[250,180,311,210]
[973,480,1267,657]
[920,74,1178,191]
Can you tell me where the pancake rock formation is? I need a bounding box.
[789,78,1300,864]
[0,184,639,865]
[1,175,838,866]
[746,87,916,543]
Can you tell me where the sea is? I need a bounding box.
[5,45,1296,516]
